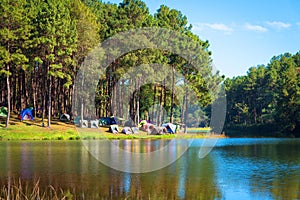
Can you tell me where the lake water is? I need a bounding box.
[0,138,299,199]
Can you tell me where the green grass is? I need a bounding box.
[0,116,224,141]
[186,127,212,133]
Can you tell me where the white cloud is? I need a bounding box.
[266,21,291,29]
[297,22,300,26]
[192,23,233,34]
[206,23,233,32]
[244,23,268,32]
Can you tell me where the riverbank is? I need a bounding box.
[223,124,298,138]
[0,117,224,140]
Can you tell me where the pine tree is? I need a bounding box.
[31,0,77,127]
[0,0,31,127]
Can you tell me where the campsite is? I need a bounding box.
[0,112,217,140]
[1,0,299,138]
[0,0,300,199]
[0,101,217,140]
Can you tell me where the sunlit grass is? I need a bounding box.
[186,127,211,132]
[0,115,224,140]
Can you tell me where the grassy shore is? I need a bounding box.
[0,116,225,141]
[0,178,72,200]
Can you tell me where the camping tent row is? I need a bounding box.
[109,125,139,134]
[0,107,34,120]
[73,116,178,135]
[73,116,138,133]
[139,120,177,134]
[74,118,100,128]
[108,121,178,135]
[74,116,118,128]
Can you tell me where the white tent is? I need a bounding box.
[60,113,70,122]
[90,119,99,128]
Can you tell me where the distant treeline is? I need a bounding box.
[224,52,300,137]
[0,0,222,128]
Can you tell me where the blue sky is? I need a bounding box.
[104,0,300,78]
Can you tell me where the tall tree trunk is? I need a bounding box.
[116,81,121,118]
[112,79,117,116]
[120,80,125,118]
[163,80,167,124]
[71,74,76,120]
[158,84,164,126]
[67,85,71,114]
[101,81,106,117]
[42,90,46,127]
[181,92,187,124]
[47,75,52,127]
[41,64,47,127]
[170,66,175,123]
[80,99,84,128]
[19,72,23,109]
[33,63,39,117]
[57,79,63,115]
[32,70,37,117]
[135,79,140,125]
[136,94,139,125]
[12,73,16,111]
[151,84,157,122]
[6,64,11,128]
[22,70,27,108]
[106,68,111,116]
[184,91,188,133]
[80,73,84,128]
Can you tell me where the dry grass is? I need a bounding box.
[0,179,72,200]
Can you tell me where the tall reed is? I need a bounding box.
[0,179,72,200]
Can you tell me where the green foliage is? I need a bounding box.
[225,52,300,137]
[0,0,222,130]
[0,0,33,127]
[32,0,77,77]
[3,0,298,138]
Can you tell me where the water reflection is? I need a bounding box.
[0,139,299,199]
[213,139,300,200]
[83,139,191,173]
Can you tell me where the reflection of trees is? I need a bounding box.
[268,142,300,200]
[117,139,171,153]
[0,140,223,199]
[247,143,300,200]
[1,140,299,199]
[180,148,222,200]
[113,146,222,200]
[214,140,300,200]
[271,173,300,200]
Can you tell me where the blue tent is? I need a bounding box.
[19,108,34,121]
[99,117,117,126]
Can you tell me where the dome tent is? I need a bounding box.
[18,108,34,121]
[0,106,8,117]
[60,113,70,122]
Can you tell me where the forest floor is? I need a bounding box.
[0,115,226,140]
